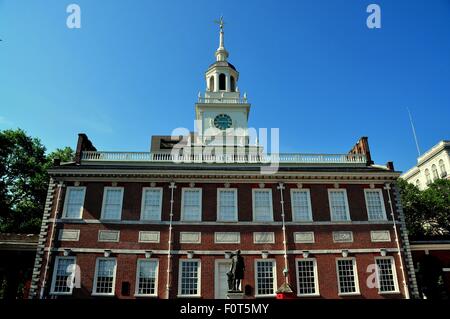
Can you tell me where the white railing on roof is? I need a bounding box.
[197,97,248,104]
[81,151,367,164]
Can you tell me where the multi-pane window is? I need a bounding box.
[135,259,158,296]
[296,259,319,296]
[376,257,398,293]
[336,258,359,295]
[217,189,238,221]
[253,189,273,222]
[93,258,117,295]
[439,159,447,177]
[255,260,276,296]
[181,189,202,221]
[140,188,162,221]
[432,164,439,181]
[425,169,431,185]
[364,189,386,220]
[50,257,76,294]
[178,260,200,296]
[291,189,312,221]
[328,190,350,221]
[62,187,86,219]
[101,187,123,220]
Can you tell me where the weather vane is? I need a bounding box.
[214,15,225,32]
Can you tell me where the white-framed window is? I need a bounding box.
[375,257,399,294]
[425,169,431,185]
[135,259,158,297]
[328,189,350,221]
[100,187,124,220]
[140,187,163,221]
[254,259,277,297]
[50,256,77,295]
[252,189,273,222]
[62,186,86,219]
[178,259,201,297]
[439,159,447,177]
[181,188,202,221]
[217,188,238,221]
[92,258,117,296]
[296,258,319,297]
[364,189,387,221]
[432,164,439,181]
[290,189,313,221]
[336,258,360,295]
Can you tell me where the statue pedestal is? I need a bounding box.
[226,291,244,299]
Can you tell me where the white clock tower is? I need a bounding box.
[195,17,251,148]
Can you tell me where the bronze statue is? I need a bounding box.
[227,250,245,292]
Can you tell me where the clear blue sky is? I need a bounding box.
[1,0,449,172]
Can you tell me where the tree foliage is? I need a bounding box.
[398,178,450,237]
[0,129,74,233]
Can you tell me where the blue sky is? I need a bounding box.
[0,0,449,172]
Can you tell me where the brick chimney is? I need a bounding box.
[74,133,97,164]
[348,136,374,165]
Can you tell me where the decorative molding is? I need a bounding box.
[98,230,120,242]
[138,231,160,243]
[214,232,240,244]
[332,231,353,243]
[58,229,80,242]
[294,232,315,244]
[180,232,201,244]
[253,232,275,244]
[370,230,391,242]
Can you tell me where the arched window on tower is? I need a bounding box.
[230,76,236,92]
[209,76,215,92]
[425,169,431,185]
[439,159,447,177]
[432,164,439,181]
[219,73,226,91]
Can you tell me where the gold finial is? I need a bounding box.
[214,15,225,32]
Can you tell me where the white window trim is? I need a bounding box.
[336,257,360,296]
[177,259,201,298]
[328,189,351,222]
[254,258,277,298]
[62,186,86,219]
[375,256,400,294]
[180,188,202,222]
[364,189,387,221]
[134,258,159,297]
[92,257,117,296]
[295,258,320,297]
[50,256,77,295]
[100,187,124,221]
[216,188,238,222]
[140,187,163,221]
[252,189,274,222]
[290,189,313,222]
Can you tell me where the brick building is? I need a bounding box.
[30,21,419,299]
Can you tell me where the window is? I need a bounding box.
[140,188,162,221]
[415,179,421,189]
[291,189,312,221]
[135,259,158,296]
[432,164,439,181]
[439,159,447,177]
[376,257,399,293]
[255,260,276,296]
[217,189,238,221]
[62,187,86,219]
[253,189,273,222]
[50,257,76,294]
[364,189,387,220]
[296,259,319,296]
[230,76,236,92]
[181,188,202,221]
[209,76,214,91]
[336,258,359,295]
[425,169,431,185]
[328,189,350,221]
[178,260,201,297]
[219,73,226,90]
[101,187,123,220]
[93,258,117,296]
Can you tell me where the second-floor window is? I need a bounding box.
[217,189,238,221]
[425,169,431,185]
[253,189,273,222]
[181,188,202,221]
[364,189,387,221]
[439,159,447,177]
[328,189,350,221]
[140,188,162,221]
[62,187,86,219]
[101,187,124,220]
[291,189,313,221]
[432,164,439,181]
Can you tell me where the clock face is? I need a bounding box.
[213,114,232,130]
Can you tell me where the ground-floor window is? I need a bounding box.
[296,258,319,296]
[336,258,359,295]
[255,259,276,296]
[135,259,158,296]
[178,259,201,297]
[376,257,399,293]
[50,256,76,294]
[93,258,117,296]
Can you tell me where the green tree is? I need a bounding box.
[0,129,74,233]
